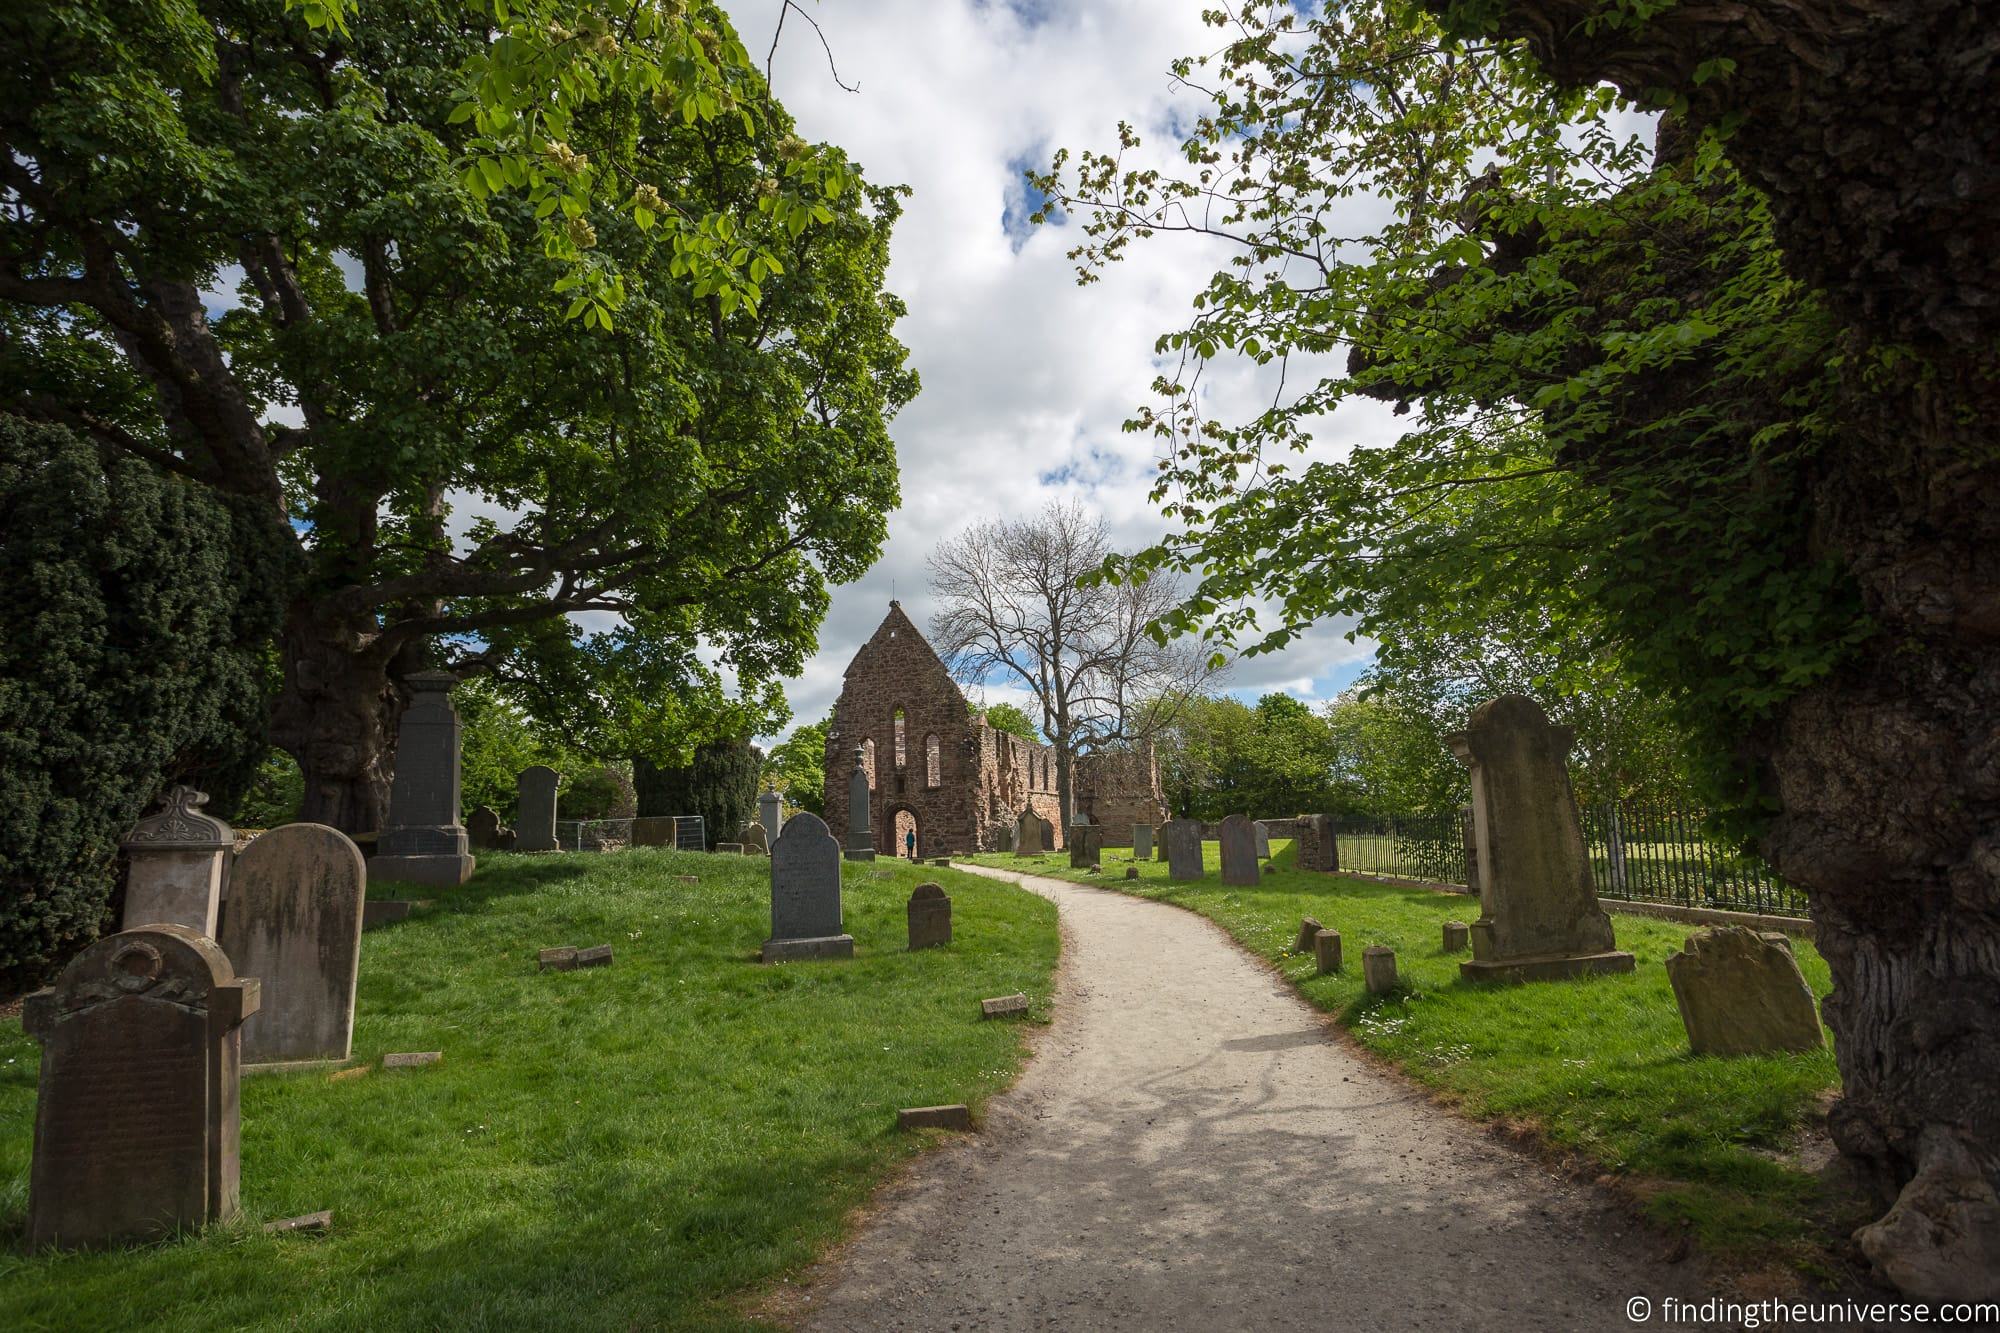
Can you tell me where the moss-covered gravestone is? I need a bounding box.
[23,926,259,1249]
[1666,927,1825,1056]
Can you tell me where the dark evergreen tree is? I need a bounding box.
[634,739,762,849]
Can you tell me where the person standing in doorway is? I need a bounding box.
[905,827,917,861]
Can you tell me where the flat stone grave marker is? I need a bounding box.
[370,672,475,885]
[264,1210,333,1236]
[1363,946,1399,994]
[898,1104,972,1132]
[907,883,952,950]
[1293,916,1325,954]
[1666,927,1825,1056]
[1448,694,1634,982]
[539,945,613,972]
[221,823,367,1065]
[717,842,745,855]
[120,785,231,936]
[382,1051,441,1069]
[762,812,854,962]
[931,856,950,866]
[1218,815,1260,886]
[1132,824,1154,859]
[980,992,1029,1020]
[23,925,259,1249]
[1164,818,1205,881]
[515,765,561,853]
[1314,929,1342,974]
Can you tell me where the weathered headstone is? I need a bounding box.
[738,821,769,855]
[371,673,475,885]
[1666,927,1825,1057]
[1442,921,1471,953]
[1448,695,1634,983]
[845,748,876,862]
[1293,916,1325,954]
[495,829,517,851]
[1164,818,1205,881]
[1218,814,1260,886]
[1125,866,1139,880]
[980,992,1029,1020]
[759,790,784,846]
[120,785,231,936]
[1314,929,1342,974]
[1013,809,1047,856]
[1362,946,1398,994]
[466,806,505,851]
[220,823,367,1066]
[907,883,952,950]
[1068,824,1103,869]
[362,900,413,929]
[1294,814,1337,874]
[515,765,561,853]
[1460,804,1479,894]
[717,842,745,855]
[763,812,854,961]
[23,925,259,1249]
[1253,821,1272,859]
[629,815,674,847]
[1133,824,1154,859]
[381,1050,441,1068]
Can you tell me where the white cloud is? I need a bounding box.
[731,0,1395,743]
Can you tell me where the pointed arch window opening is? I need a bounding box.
[924,733,942,789]
[893,707,907,771]
[861,738,876,790]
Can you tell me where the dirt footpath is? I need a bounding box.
[788,865,1717,1332]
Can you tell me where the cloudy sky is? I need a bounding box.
[732,0,1391,742]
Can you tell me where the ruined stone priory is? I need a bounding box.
[821,602,1167,855]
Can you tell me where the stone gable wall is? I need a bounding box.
[1075,746,1170,848]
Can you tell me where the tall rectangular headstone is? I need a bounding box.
[120,786,231,936]
[515,765,561,853]
[845,748,876,862]
[371,672,476,885]
[1448,695,1634,982]
[1132,824,1153,860]
[763,812,854,961]
[759,790,784,846]
[219,824,367,1065]
[23,925,259,1249]
[1164,818,1205,881]
[1218,814,1260,886]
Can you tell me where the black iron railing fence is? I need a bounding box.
[1329,799,1806,918]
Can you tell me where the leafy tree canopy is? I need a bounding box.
[762,714,829,818]
[976,701,1042,745]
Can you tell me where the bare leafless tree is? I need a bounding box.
[929,500,1224,823]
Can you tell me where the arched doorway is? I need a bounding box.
[888,807,920,861]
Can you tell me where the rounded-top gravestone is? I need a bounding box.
[219,823,367,1065]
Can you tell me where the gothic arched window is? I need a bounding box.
[925,733,942,788]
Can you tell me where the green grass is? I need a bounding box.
[969,838,1854,1272]
[0,849,1058,1331]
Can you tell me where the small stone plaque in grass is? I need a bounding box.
[538,947,578,971]
[382,1051,442,1069]
[896,1104,972,1132]
[980,993,1029,1020]
[575,945,612,968]
[264,1210,333,1236]
[674,875,699,885]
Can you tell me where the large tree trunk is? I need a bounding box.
[1421,0,2000,1295]
[267,602,402,835]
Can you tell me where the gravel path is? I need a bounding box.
[789,865,1716,1332]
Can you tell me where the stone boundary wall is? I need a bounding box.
[1332,870,1815,940]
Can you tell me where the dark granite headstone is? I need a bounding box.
[515,765,560,853]
[220,823,366,1065]
[907,883,952,950]
[1164,818,1204,881]
[372,673,475,885]
[1218,814,1259,886]
[1132,824,1154,860]
[762,812,853,961]
[23,925,259,1249]
[1068,824,1103,869]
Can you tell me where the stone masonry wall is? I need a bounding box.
[1075,746,1169,847]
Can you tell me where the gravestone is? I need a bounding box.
[737,823,770,855]
[1666,927,1825,1057]
[515,765,561,853]
[1253,821,1272,860]
[717,843,745,855]
[1013,809,1047,856]
[1460,804,1480,894]
[907,883,952,950]
[1314,929,1343,974]
[1133,824,1153,860]
[1362,946,1398,994]
[23,925,259,1249]
[1164,818,1205,881]
[1448,695,1634,983]
[1068,824,1103,869]
[845,748,876,862]
[762,812,853,961]
[1293,916,1325,954]
[980,993,1029,1019]
[997,824,1015,852]
[220,824,367,1065]
[371,673,475,885]
[1296,814,1338,873]
[759,790,784,846]
[1218,815,1260,886]
[466,806,505,851]
[1442,921,1471,953]
[898,1104,973,1131]
[120,785,231,936]
[629,815,674,847]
